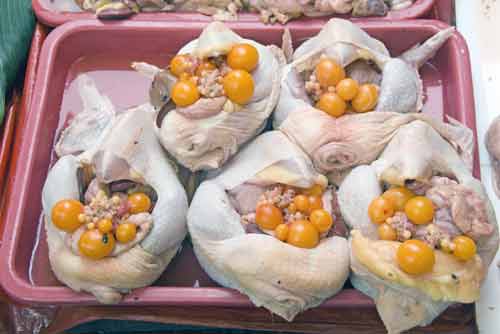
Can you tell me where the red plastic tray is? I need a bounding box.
[0,25,48,198]
[0,19,477,308]
[0,96,19,199]
[0,24,49,303]
[33,0,435,27]
[430,0,454,24]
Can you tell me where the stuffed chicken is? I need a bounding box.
[133,22,283,172]
[274,18,454,127]
[187,131,350,320]
[69,0,416,21]
[42,76,188,303]
[337,120,499,333]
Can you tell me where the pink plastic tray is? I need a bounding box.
[33,0,436,27]
[0,19,477,307]
[430,0,454,24]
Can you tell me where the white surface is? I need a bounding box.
[456,1,500,333]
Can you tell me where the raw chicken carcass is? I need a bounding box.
[73,0,235,19]
[69,0,415,21]
[280,108,474,185]
[274,19,454,127]
[188,131,350,321]
[134,22,284,172]
[337,120,498,333]
[42,77,188,304]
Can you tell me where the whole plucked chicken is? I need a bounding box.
[42,75,188,303]
[275,18,454,127]
[337,120,498,333]
[134,21,284,172]
[188,131,350,321]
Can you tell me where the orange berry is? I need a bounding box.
[368,197,395,225]
[352,84,379,113]
[51,199,85,232]
[316,92,346,117]
[293,195,310,213]
[227,43,259,72]
[171,80,200,107]
[315,58,346,88]
[274,224,289,241]
[308,195,323,213]
[452,236,477,261]
[310,209,333,233]
[397,239,435,275]
[128,192,152,214]
[116,223,137,244]
[382,187,415,212]
[404,196,434,225]
[78,230,115,260]
[336,78,359,101]
[287,220,319,249]
[223,70,254,105]
[170,55,192,78]
[256,203,284,230]
[97,219,113,234]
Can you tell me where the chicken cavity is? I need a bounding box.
[381,176,494,248]
[233,183,347,237]
[197,67,227,98]
[71,179,155,256]
[304,68,339,103]
[239,185,298,232]
[346,60,382,86]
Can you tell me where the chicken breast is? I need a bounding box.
[351,230,485,303]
